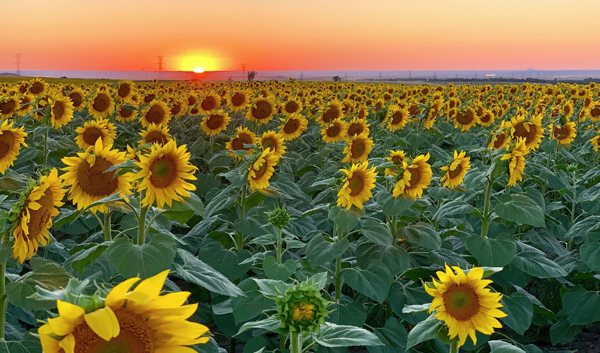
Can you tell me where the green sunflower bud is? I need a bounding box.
[275,281,330,335]
[267,207,292,230]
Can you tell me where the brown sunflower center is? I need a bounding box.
[391,112,404,125]
[448,163,463,178]
[350,140,366,158]
[145,131,168,145]
[513,122,538,144]
[326,125,341,138]
[118,84,131,98]
[93,94,111,112]
[391,155,403,166]
[442,284,480,321]
[347,172,365,196]
[493,133,506,149]
[553,126,570,140]
[171,103,181,116]
[53,101,65,120]
[30,82,44,94]
[262,138,276,151]
[591,107,600,118]
[149,156,177,188]
[77,157,119,197]
[252,101,273,120]
[144,94,156,103]
[322,106,340,123]
[231,133,253,151]
[69,92,83,107]
[406,166,422,188]
[284,119,300,134]
[24,188,55,240]
[347,123,364,137]
[206,114,224,130]
[83,127,104,146]
[0,99,17,115]
[285,101,299,113]
[187,96,197,106]
[201,96,217,111]
[455,111,473,125]
[480,113,492,123]
[70,308,155,353]
[0,130,16,159]
[231,93,245,106]
[146,105,165,124]
[253,159,269,179]
[119,107,134,118]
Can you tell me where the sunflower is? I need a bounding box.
[61,139,133,213]
[28,78,47,96]
[116,80,135,101]
[384,150,406,176]
[49,96,75,129]
[478,109,495,127]
[257,131,286,162]
[386,106,409,131]
[549,122,576,146]
[135,141,198,209]
[68,88,86,110]
[342,133,373,163]
[116,104,139,122]
[89,91,115,120]
[11,169,66,264]
[0,120,27,174]
[321,118,348,143]
[488,121,510,151]
[425,265,506,347]
[139,123,172,146]
[0,96,20,119]
[317,101,344,126]
[591,133,600,151]
[337,161,377,210]
[392,153,432,200]
[38,270,210,353]
[226,126,257,159]
[501,138,527,186]
[279,114,308,141]
[75,119,116,150]
[586,103,600,122]
[424,101,443,129]
[508,114,544,152]
[140,101,171,127]
[197,92,221,114]
[248,148,277,192]
[246,97,277,124]
[346,118,370,138]
[201,109,231,136]
[440,151,471,189]
[170,99,187,118]
[227,90,251,111]
[281,98,303,117]
[453,107,479,131]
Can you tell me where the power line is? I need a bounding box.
[156,56,165,80]
[14,53,23,76]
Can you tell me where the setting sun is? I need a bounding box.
[193,67,204,73]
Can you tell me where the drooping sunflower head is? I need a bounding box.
[248,148,277,192]
[0,120,28,174]
[508,114,544,152]
[140,100,171,127]
[500,138,528,186]
[75,119,116,150]
[318,101,344,125]
[226,126,257,159]
[38,270,210,353]
[279,114,308,141]
[61,139,133,213]
[346,117,370,138]
[258,131,286,162]
[49,96,75,129]
[246,97,277,124]
[116,80,135,101]
[88,90,115,120]
[321,118,348,144]
[201,109,231,136]
[384,150,406,176]
[392,153,432,200]
[440,150,471,189]
[342,133,373,163]
[425,265,506,347]
[275,280,330,335]
[138,123,172,146]
[488,121,510,151]
[386,106,409,131]
[11,169,66,264]
[550,122,576,146]
[227,90,251,111]
[424,100,443,129]
[135,140,198,209]
[337,161,377,210]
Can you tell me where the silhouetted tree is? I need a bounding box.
[332,75,341,82]
[247,71,257,82]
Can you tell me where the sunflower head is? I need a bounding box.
[425,265,506,347]
[508,114,544,152]
[89,90,115,120]
[337,161,377,210]
[116,104,139,122]
[500,138,528,186]
[246,97,276,124]
[138,123,172,146]
[248,148,277,192]
[201,109,231,136]
[392,153,432,200]
[227,90,250,111]
[199,92,222,114]
[116,80,135,101]
[321,118,348,144]
[275,280,330,335]
[75,119,116,150]
[0,120,28,174]
[341,133,373,163]
[279,114,308,141]
[266,207,292,230]
[141,101,171,127]
[440,151,471,189]
[258,131,286,162]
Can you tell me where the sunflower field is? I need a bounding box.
[1,78,600,353]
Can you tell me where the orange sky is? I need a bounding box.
[2,0,600,72]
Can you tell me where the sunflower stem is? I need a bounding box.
[390,215,397,245]
[571,172,577,225]
[290,332,302,353]
[276,227,283,264]
[43,126,49,167]
[0,261,6,339]
[137,206,149,245]
[481,175,495,238]
[335,254,342,302]
[449,341,459,353]
[103,212,112,242]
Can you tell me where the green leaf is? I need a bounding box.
[262,257,296,281]
[501,293,533,335]
[488,340,526,353]
[253,279,292,297]
[562,285,600,326]
[360,218,393,246]
[342,265,393,303]
[305,234,349,267]
[406,314,443,349]
[367,318,408,353]
[432,199,474,221]
[511,251,567,278]
[163,193,204,224]
[237,317,281,335]
[204,186,237,218]
[69,242,111,274]
[328,301,367,327]
[107,234,176,279]
[231,289,274,324]
[494,194,545,228]
[580,240,600,273]
[397,222,441,250]
[174,249,244,297]
[315,323,383,347]
[356,241,410,276]
[328,206,362,233]
[0,243,13,263]
[376,189,414,217]
[0,333,42,353]
[466,234,516,267]
[6,258,70,310]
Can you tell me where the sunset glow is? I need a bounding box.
[1,0,600,71]
[193,67,204,73]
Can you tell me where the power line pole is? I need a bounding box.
[433,71,437,80]
[379,72,382,80]
[240,64,247,81]
[344,73,347,81]
[156,56,165,80]
[300,71,303,80]
[408,71,412,80]
[14,53,23,76]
